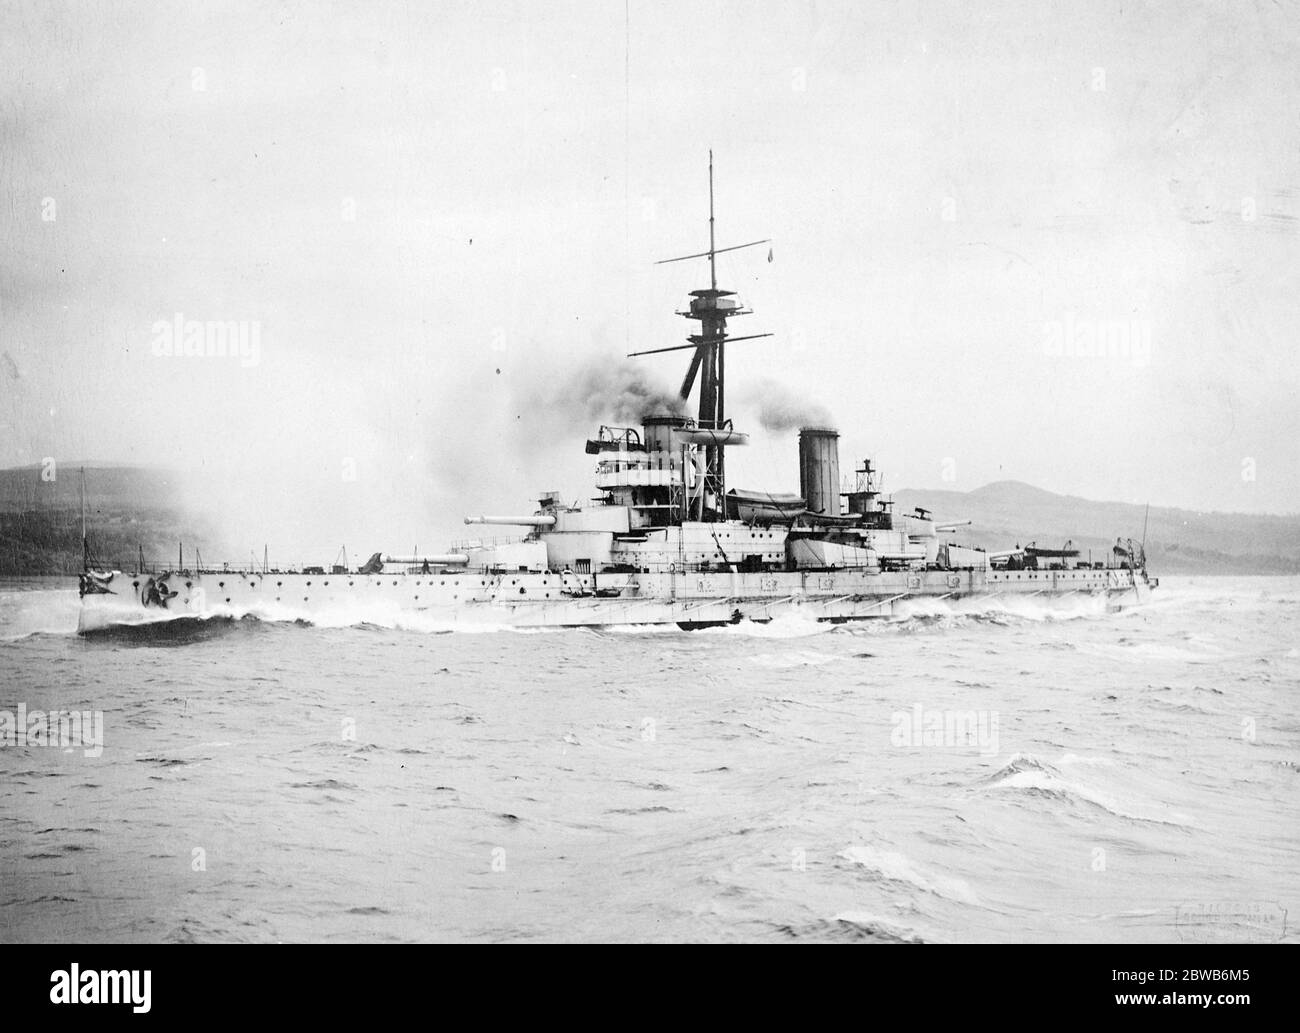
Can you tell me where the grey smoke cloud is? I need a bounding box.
[521,355,684,428]
[576,359,685,424]
[746,377,834,433]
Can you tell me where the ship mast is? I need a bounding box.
[80,466,88,572]
[708,150,717,292]
[629,152,771,519]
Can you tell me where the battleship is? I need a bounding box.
[77,155,1156,633]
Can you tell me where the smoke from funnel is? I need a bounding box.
[503,349,684,506]
[569,359,685,424]
[747,377,834,433]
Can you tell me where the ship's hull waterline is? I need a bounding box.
[77,566,1153,633]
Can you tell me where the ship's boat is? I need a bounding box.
[76,155,1156,632]
[1025,542,1080,559]
[726,489,806,523]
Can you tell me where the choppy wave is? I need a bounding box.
[839,845,981,906]
[777,913,928,943]
[980,753,1194,827]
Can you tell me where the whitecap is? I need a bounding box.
[839,845,980,905]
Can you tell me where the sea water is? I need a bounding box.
[1,576,1296,943]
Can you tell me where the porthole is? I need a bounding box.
[225,597,231,603]
[218,581,225,588]
[185,581,193,589]
[277,581,282,587]
[133,580,140,588]
[306,581,312,586]
[519,587,526,595]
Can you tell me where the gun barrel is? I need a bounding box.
[463,515,558,527]
[384,554,469,565]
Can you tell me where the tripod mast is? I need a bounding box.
[629,153,773,518]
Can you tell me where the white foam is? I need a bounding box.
[599,622,685,635]
[996,770,1064,792]
[747,649,838,669]
[695,612,833,639]
[0,587,82,639]
[839,845,980,905]
[1077,640,1235,665]
[892,591,1113,623]
[1059,753,1116,767]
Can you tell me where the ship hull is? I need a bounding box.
[77,566,1154,633]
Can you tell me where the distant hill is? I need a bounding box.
[0,464,216,575]
[894,481,1300,575]
[1,465,1296,575]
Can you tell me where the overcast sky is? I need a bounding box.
[2,0,1297,557]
